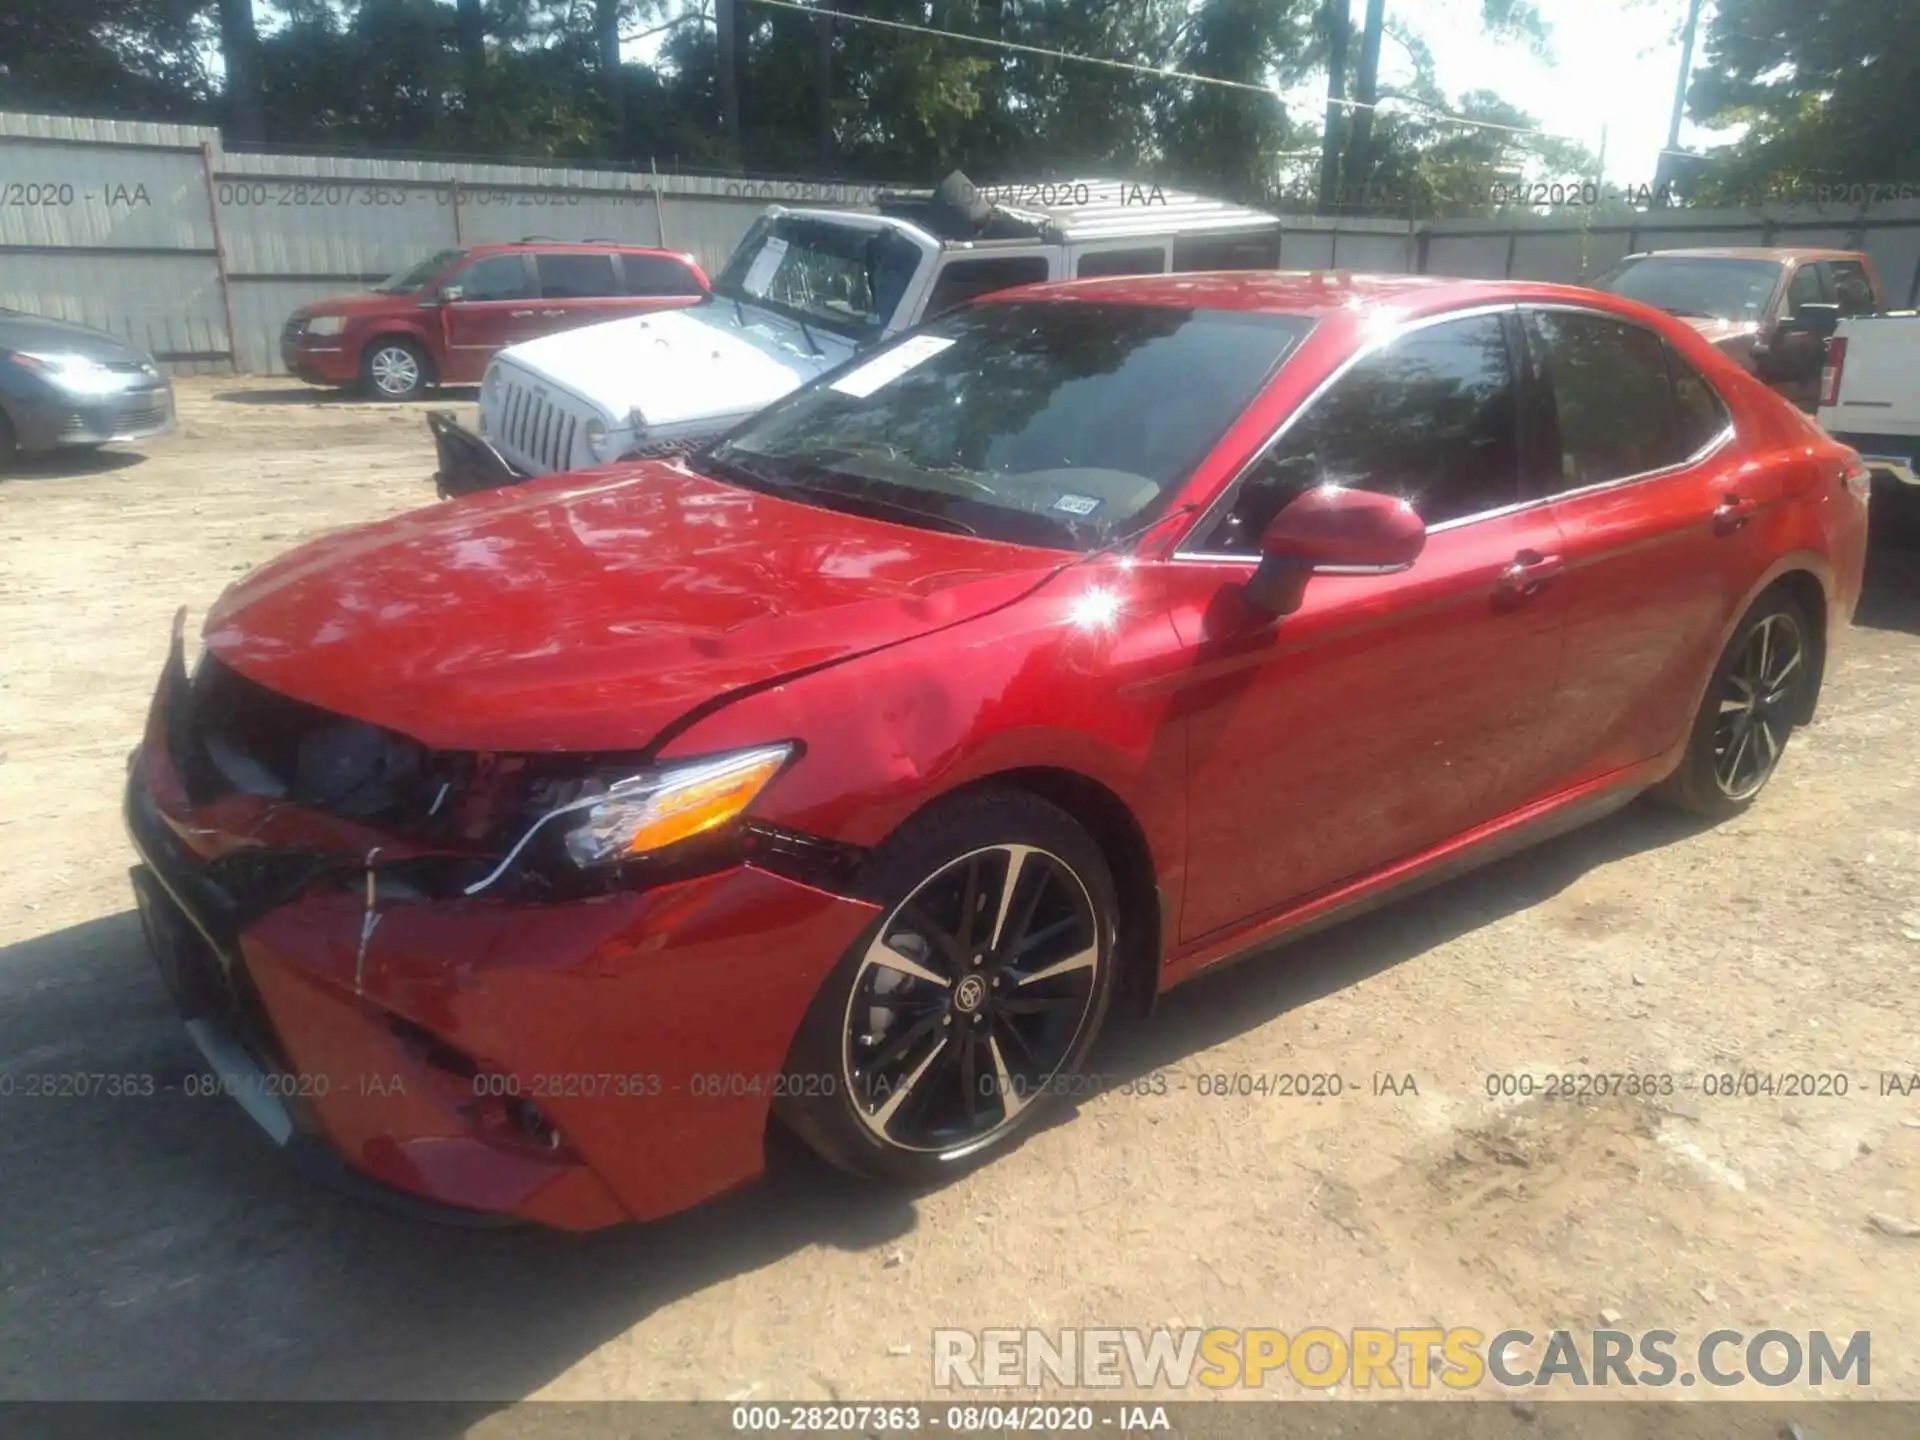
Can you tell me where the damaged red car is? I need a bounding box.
[126,272,1870,1230]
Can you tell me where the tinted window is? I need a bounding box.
[536,252,619,299]
[1173,232,1282,272]
[1827,261,1876,316]
[924,256,1050,316]
[1666,342,1730,457]
[452,255,531,302]
[1077,247,1166,278]
[705,301,1311,551]
[1786,262,1826,312]
[1525,310,1704,490]
[1197,313,1519,554]
[1591,255,1783,323]
[622,253,704,296]
[375,248,465,294]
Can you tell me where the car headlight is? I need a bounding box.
[585,418,609,456]
[305,315,347,337]
[8,351,132,397]
[463,743,795,896]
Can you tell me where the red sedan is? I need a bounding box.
[126,272,1870,1229]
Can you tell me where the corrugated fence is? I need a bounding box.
[4,108,1920,376]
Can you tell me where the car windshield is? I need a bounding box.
[373,248,466,294]
[1590,256,1784,322]
[701,300,1312,551]
[710,216,924,340]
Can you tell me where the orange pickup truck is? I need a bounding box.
[1590,247,1884,411]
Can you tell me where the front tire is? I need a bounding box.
[359,338,431,401]
[1654,589,1815,818]
[777,789,1120,1183]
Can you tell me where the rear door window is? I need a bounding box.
[620,253,705,296]
[536,252,620,299]
[1825,260,1876,316]
[923,256,1051,316]
[1523,309,1712,490]
[1076,247,1167,278]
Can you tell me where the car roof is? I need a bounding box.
[466,240,690,257]
[1625,246,1867,263]
[986,270,1611,318]
[864,178,1280,245]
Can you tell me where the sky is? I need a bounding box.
[1336,0,1745,184]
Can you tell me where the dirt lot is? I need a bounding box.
[3,376,1919,1420]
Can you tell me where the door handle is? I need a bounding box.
[540,308,567,318]
[1713,494,1759,532]
[1495,549,1565,599]
[509,309,536,318]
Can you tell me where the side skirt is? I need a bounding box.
[1161,756,1674,988]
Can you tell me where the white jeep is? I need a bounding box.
[430,173,1280,497]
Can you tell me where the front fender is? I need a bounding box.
[659,562,1192,914]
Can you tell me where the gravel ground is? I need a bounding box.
[2,377,1918,1423]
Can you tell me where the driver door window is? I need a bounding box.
[451,255,533,302]
[1196,311,1521,554]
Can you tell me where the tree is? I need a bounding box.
[0,0,212,121]
[217,0,267,140]
[1683,0,1920,202]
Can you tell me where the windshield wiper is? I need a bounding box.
[706,451,979,537]
[794,316,824,357]
[1659,306,1722,320]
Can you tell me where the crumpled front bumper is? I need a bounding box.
[124,621,881,1229]
[428,410,528,500]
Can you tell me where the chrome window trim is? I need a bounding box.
[1170,298,1735,565]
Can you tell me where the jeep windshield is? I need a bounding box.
[710,216,923,342]
[1591,255,1784,323]
[374,248,466,294]
[700,300,1311,552]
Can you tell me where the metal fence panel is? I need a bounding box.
[0,137,212,251]
[14,107,1920,378]
[1509,227,1629,283]
[1424,233,1510,279]
[0,250,228,370]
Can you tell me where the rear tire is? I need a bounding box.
[1652,588,1816,819]
[776,788,1120,1184]
[0,410,15,474]
[359,338,431,401]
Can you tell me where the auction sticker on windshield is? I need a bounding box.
[741,236,789,296]
[830,335,957,399]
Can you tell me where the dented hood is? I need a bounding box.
[496,302,853,430]
[203,463,1062,753]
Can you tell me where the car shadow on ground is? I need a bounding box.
[0,448,145,482]
[0,800,1709,1423]
[1856,488,1920,634]
[1088,799,1709,1090]
[212,386,479,407]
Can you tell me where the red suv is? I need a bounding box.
[280,242,710,401]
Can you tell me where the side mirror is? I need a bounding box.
[1243,485,1426,617]
[437,284,465,304]
[1780,301,1840,337]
